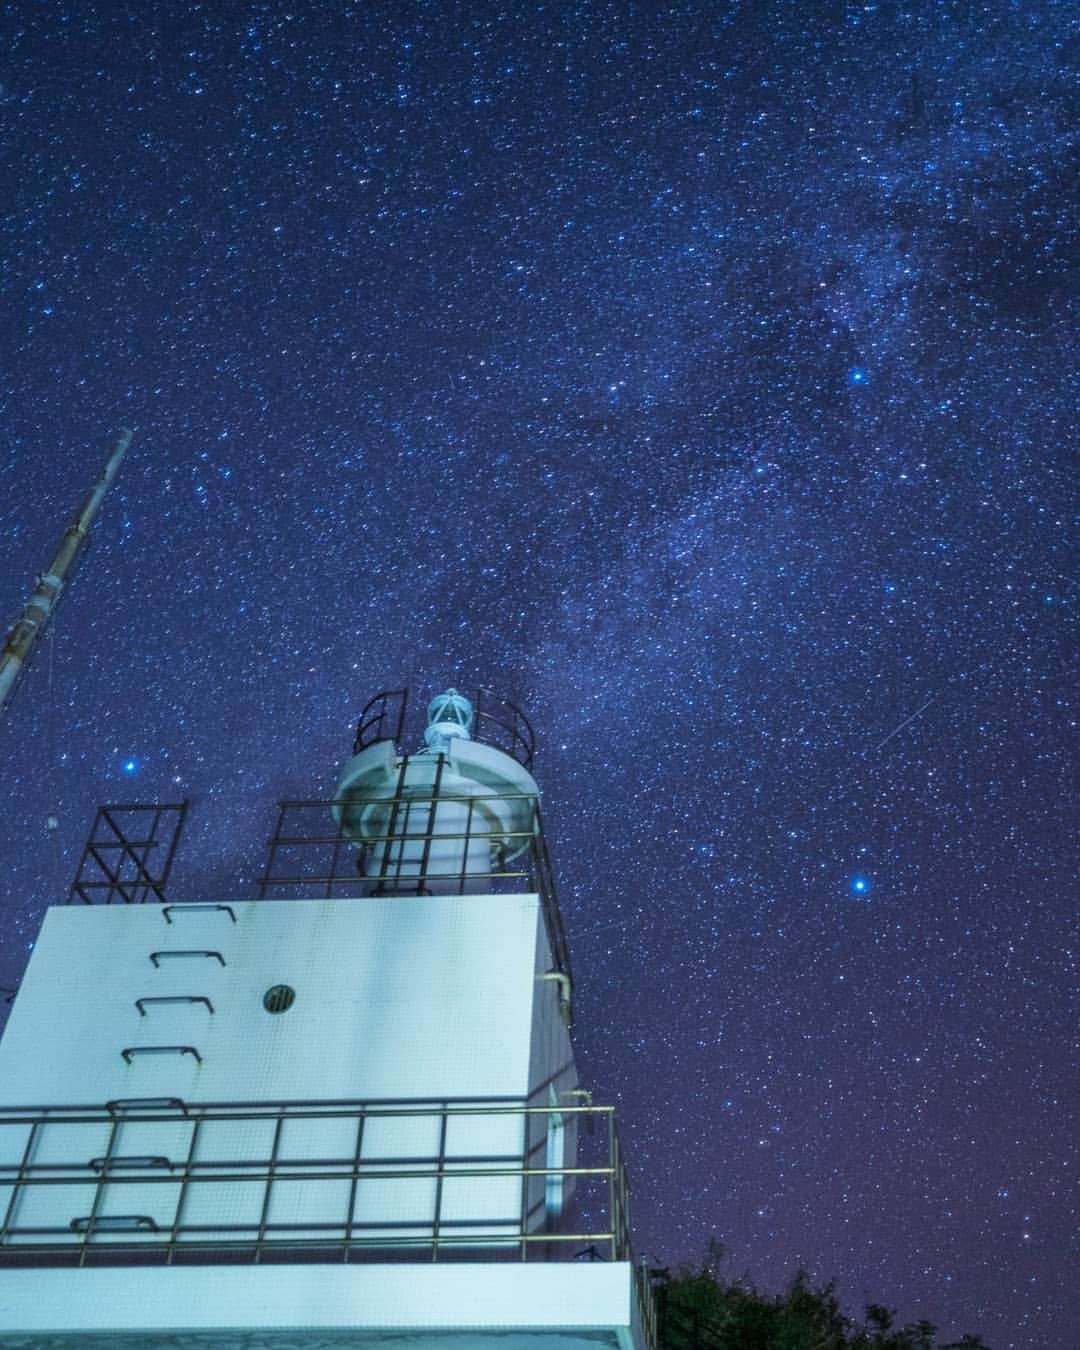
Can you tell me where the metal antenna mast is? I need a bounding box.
[0,427,133,718]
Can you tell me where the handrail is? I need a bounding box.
[0,1099,614,1125]
[351,687,536,768]
[135,997,214,1016]
[149,951,225,967]
[120,1045,202,1064]
[353,688,409,753]
[0,1099,640,1280]
[162,904,236,924]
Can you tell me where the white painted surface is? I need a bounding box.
[0,1261,636,1340]
[0,895,633,1345]
[0,894,548,1104]
[0,895,576,1250]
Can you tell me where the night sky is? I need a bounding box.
[0,2,1075,1346]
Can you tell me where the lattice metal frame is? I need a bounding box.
[68,802,188,905]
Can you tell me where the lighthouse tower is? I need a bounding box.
[0,687,654,1348]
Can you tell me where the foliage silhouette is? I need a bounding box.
[652,1244,990,1350]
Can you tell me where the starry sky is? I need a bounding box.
[0,2,1075,1345]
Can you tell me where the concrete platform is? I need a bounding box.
[0,1260,647,1349]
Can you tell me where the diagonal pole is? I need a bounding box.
[0,427,132,717]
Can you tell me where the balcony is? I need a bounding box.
[0,1098,655,1347]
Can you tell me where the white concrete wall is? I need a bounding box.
[0,895,548,1104]
[0,895,576,1251]
[0,1261,640,1346]
[0,891,553,1101]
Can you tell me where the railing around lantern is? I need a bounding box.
[0,1100,645,1289]
[352,688,409,754]
[352,687,536,769]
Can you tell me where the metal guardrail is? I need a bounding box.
[353,687,536,769]
[636,1255,660,1350]
[54,789,572,996]
[0,1100,644,1279]
[258,794,572,991]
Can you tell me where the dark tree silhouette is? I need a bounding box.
[652,1245,991,1350]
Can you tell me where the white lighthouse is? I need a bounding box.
[0,686,654,1348]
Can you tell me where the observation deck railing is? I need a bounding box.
[0,1098,656,1340]
[0,1096,656,1343]
[0,1099,644,1280]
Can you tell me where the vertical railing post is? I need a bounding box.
[258,804,287,899]
[254,1115,284,1263]
[608,1111,618,1262]
[461,795,475,894]
[418,755,445,892]
[384,755,411,890]
[0,1119,40,1245]
[432,1106,449,1262]
[168,1115,201,1264]
[344,1108,365,1263]
[78,1115,119,1266]
[519,1103,531,1262]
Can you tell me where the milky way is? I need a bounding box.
[0,4,1075,1346]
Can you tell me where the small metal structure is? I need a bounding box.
[0,428,132,718]
[67,802,188,906]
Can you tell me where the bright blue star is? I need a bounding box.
[122,759,138,774]
[849,368,868,385]
[850,876,871,896]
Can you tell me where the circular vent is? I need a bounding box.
[263,984,296,1014]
